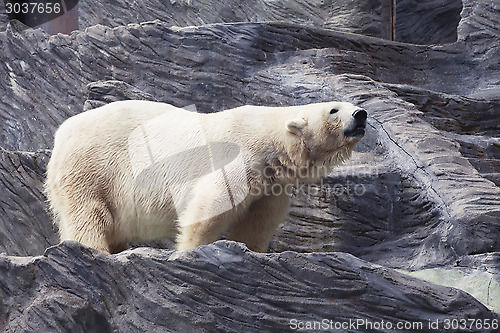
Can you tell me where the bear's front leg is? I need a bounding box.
[229,190,291,252]
[174,155,253,251]
[176,208,242,251]
[175,184,247,251]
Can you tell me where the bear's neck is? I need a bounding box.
[276,140,355,184]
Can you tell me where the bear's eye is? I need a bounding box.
[330,108,339,114]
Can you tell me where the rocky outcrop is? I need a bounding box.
[395,0,463,44]
[1,241,498,332]
[1,0,393,39]
[0,0,498,331]
[0,148,55,256]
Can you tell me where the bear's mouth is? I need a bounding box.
[344,124,366,138]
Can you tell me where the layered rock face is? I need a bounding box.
[0,0,499,331]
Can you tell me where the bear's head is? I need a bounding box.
[282,101,367,180]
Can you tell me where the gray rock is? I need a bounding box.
[0,20,497,150]
[0,0,498,330]
[268,74,499,270]
[83,80,158,111]
[396,0,463,44]
[0,148,56,256]
[1,0,392,39]
[401,257,500,314]
[1,241,498,332]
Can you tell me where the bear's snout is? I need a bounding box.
[344,109,367,138]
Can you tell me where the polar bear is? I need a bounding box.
[45,100,367,253]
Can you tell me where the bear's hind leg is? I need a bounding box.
[57,198,115,254]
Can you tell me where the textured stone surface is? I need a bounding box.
[0,0,499,330]
[1,19,498,151]
[1,241,498,332]
[401,261,500,314]
[267,74,499,270]
[0,148,56,256]
[396,0,463,44]
[1,0,392,39]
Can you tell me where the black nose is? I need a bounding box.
[353,109,367,122]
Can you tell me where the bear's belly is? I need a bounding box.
[114,202,179,243]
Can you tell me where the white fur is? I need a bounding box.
[45,100,364,253]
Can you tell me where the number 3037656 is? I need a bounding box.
[443,318,498,330]
[5,2,61,14]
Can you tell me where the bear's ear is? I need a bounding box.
[286,117,307,135]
